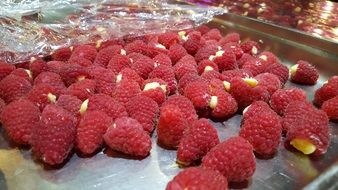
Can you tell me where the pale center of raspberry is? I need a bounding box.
[259,55,268,61]
[47,93,56,103]
[155,44,166,49]
[30,57,37,63]
[96,40,103,48]
[70,46,74,51]
[251,46,258,55]
[178,31,188,41]
[209,50,224,61]
[294,7,302,13]
[223,81,231,91]
[25,69,33,78]
[209,96,218,109]
[79,99,89,115]
[120,49,127,55]
[290,138,316,155]
[243,105,251,114]
[242,78,258,87]
[143,82,166,93]
[243,3,250,8]
[290,64,298,77]
[204,66,214,73]
[77,76,86,81]
[116,74,122,83]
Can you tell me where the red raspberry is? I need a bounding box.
[107,54,132,74]
[126,95,159,133]
[176,54,197,67]
[0,75,32,103]
[0,97,5,119]
[157,104,189,148]
[222,43,244,60]
[0,61,16,80]
[98,39,125,50]
[158,32,180,49]
[0,99,40,145]
[68,56,92,67]
[221,69,253,82]
[168,44,188,64]
[65,79,96,101]
[59,64,90,86]
[196,25,210,34]
[86,93,128,119]
[56,95,82,116]
[290,60,319,85]
[31,104,76,165]
[184,80,211,109]
[209,90,238,119]
[76,110,113,154]
[177,119,219,165]
[131,55,155,79]
[174,59,198,80]
[240,110,282,156]
[257,51,279,65]
[29,59,48,78]
[127,52,144,63]
[51,47,72,62]
[103,117,152,157]
[70,45,97,62]
[112,80,141,106]
[240,40,260,55]
[242,58,269,76]
[197,60,219,75]
[124,40,150,56]
[237,53,254,68]
[219,32,240,45]
[182,31,204,55]
[201,136,256,182]
[166,167,228,190]
[46,61,64,74]
[242,101,275,122]
[140,79,167,105]
[314,76,338,106]
[94,45,124,66]
[11,68,32,82]
[178,73,201,94]
[270,88,307,115]
[195,44,219,63]
[255,73,281,96]
[201,70,222,82]
[116,68,143,85]
[322,96,338,122]
[265,63,289,85]
[208,78,229,94]
[162,95,198,124]
[153,53,172,67]
[283,101,329,156]
[203,28,222,41]
[34,72,66,94]
[88,66,115,95]
[212,50,237,71]
[27,84,59,110]
[149,65,177,94]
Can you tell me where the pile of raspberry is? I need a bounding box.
[0,25,336,190]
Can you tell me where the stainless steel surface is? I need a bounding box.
[1,13,338,190]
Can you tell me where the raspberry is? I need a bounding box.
[176,54,197,67]
[208,79,229,94]
[203,28,222,41]
[240,40,260,55]
[0,61,15,80]
[322,96,338,122]
[29,59,48,78]
[131,54,155,79]
[107,54,132,74]
[68,56,92,67]
[174,59,198,80]
[70,45,97,62]
[283,101,329,156]
[116,68,143,85]
[201,136,256,182]
[178,73,201,94]
[56,95,82,116]
[0,99,41,145]
[153,53,172,67]
[197,60,219,75]
[184,80,211,109]
[209,90,238,119]
[195,44,219,63]
[86,93,128,119]
[201,70,222,82]
[0,75,32,103]
[166,167,228,190]
[177,119,219,166]
[162,95,198,124]
[255,73,281,95]
[103,117,152,157]
[239,110,282,156]
[242,58,269,76]
[222,43,244,60]
[265,63,289,85]
[34,72,66,94]
[112,80,141,106]
[229,77,269,110]
[149,65,177,94]
[11,68,33,83]
[158,32,180,49]
[237,53,254,68]
[219,32,240,45]
[76,110,113,154]
[88,66,116,95]
[140,79,167,105]
[94,45,125,66]
[314,76,338,106]
[290,60,319,85]
[182,31,204,55]
[31,105,76,165]
[59,64,90,86]
[124,40,149,56]
[46,61,64,74]
[221,69,253,82]
[212,49,237,71]
[0,98,5,120]
[196,25,210,34]
[27,84,59,110]
[98,39,125,50]
[51,47,72,62]
[126,95,159,133]
[65,79,96,101]
[168,44,188,64]
[127,52,144,63]
[270,88,307,115]
[242,101,275,122]
[157,104,189,148]
[257,51,279,65]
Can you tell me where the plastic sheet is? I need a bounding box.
[0,0,226,64]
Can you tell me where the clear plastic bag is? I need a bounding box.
[0,0,226,63]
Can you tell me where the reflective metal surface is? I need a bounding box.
[0,14,338,190]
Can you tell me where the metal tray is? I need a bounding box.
[0,13,337,190]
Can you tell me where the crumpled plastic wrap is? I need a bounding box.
[0,0,226,64]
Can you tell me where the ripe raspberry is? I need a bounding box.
[112,80,141,106]
[126,95,159,133]
[176,54,197,67]
[34,72,66,94]
[0,97,5,119]
[255,73,281,95]
[70,45,97,62]
[103,117,152,157]
[210,50,238,72]
[94,45,125,67]
[177,119,219,166]
[182,31,204,55]
[265,63,289,85]
[322,96,338,122]
[196,25,210,34]
[116,68,143,85]
[68,56,92,67]
[59,64,90,86]
[162,95,198,124]
[31,104,76,165]
[86,93,128,119]
[158,32,180,49]
[131,55,155,79]
[166,167,228,190]
[203,28,222,41]
[242,58,269,76]
[149,65,177,94]
[0,75,32,103]
[240,111,282,156]
[76,110,113,154]
[178,73,201,94]
[29,59,48,78]
[153,53,172,67]
[27,84,59,110]
[98,39,125,50]
[125,40,151,57]
[222,43,244,60]
[283,101,329,156]
[208,79,230,94]
[11,68,33,83]
[290,60,319,85]
[219,32,240,45]
[270,88,307,115]
[107,54,132,74]
[221,69,253,82]
[56,95,82,116]
[195,44,219,63]
[168,44,188,64]
[140,79,167,105]
[0,99,41,145]
[209,90,238,119]
[201,70,222,82]
[88,66,116,95]
[46,60,64,74]
[51,47,72,62]
[240,40,260,55]
[0,61,15,80]
[157,104,189,148]
[65,79,96,101]
[257,51,279,65]
[184,80,211,109]
[127,52,144,63]
[314,76,338,106]
[201,136,256,182]
[197,60,219,75]
[237,53,254,69]
[242,101,275,122]
[174,59,198,80]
